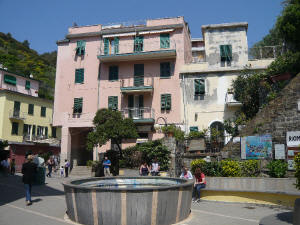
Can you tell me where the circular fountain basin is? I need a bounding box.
[63,177,194,225]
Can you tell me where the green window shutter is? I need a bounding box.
[41,107,46,117]
[190,126,198,132]
[139,95,144,108]
[52,127,57,138]
[4,74,16,85]
[160,33,170,49]
[166,94,171,110]
[108,96,118,110]
[195,79,205,95]
[25,80,30,90]
[128,95,134,108]
[75,69,84,83]
[11,122,19,135]
[109,66,118,81]
[114,37,119,54]
[76,40,86,56]
[28,104,34,115]
[104,38,109,55]
[220,45,232,62]
[161,94,166,110]
[73,98,83,113]
[134,36,143,52]
[32,125,36,136]
[160,62,171,78]
[45,127,48,137]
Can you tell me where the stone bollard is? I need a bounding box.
[294,198,300,225]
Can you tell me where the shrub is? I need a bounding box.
[203,161,222,177]
[190,159,206,174]
[220,160,242,177]
[188,129,208,139]
[266,160,288,178]
[240,160,260,177]
[294,154,300,189]
[122,146,141,168]
[86,160,94,167]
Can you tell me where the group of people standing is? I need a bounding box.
[139,159,160,176]
[46,157,70,178]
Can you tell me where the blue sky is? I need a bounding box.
[0,0,283,54]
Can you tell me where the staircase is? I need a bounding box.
[70,166,92,177]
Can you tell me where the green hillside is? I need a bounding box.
[0,32,56,100]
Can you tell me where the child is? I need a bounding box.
[60,166,64,178]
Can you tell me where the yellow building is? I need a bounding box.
[0,89,60,142]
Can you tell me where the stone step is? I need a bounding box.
[70,166,92,176]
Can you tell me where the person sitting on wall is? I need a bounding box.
[180,167,193,179]
[139,162,150,176]
[150,158,160,176]
[192,167,206,203]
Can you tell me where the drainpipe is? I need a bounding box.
[97,62,101,110]
[182,74,188,134]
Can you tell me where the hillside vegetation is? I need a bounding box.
[0,32,57,100]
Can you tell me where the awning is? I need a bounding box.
[139,29,174,35]
[102,32,136,38]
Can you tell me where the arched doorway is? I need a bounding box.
[209,121,225,152]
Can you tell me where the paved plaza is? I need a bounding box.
[0,174,294,225]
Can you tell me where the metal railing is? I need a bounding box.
[23,134,49,142]
[249,46,283,60]
[120,77,154,88]
[121,107,155,120]
[191,57,206,63]
[99,40,176,56]
[9,110,26,120]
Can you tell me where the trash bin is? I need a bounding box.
[34,166,46,185]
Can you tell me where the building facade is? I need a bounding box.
[53,17,192,165]
[180,22,275,143]
[0,68,60,171]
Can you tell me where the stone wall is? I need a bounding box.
[223,73,300,158]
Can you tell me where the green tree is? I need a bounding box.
[86,109,138,158]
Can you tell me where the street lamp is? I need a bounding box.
[154,116,167,132]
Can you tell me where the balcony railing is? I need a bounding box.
[121,107,155,123]
[249,46,283,60]
[23,134,49,142]
[225,92,242,107]
[98,40,176,62]
[9,110,26,120]
[120,77,154,93]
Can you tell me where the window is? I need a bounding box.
[160,33,170,49]
[220,45,232,63]
[23,124,31,136]
[52,127,57,138]
[37,126,42,136]
[161,94,171,110]
[108,96,118,110]
[194,79,205,95]
[76,40,86,56]
[73,98,83,114]
[28,104,34,115]
[4,74,16,85]
[103,37,119,55]
[75,68,84,84]
[134,64,144,86]
[25,80,30,90]
[190,126,198,132]
[13,101,20,117]
[11,122,19,135]
[45,127,48,137]
[109,66,118,81]
[41,106,46,117]
[134,36,143,52]
[160,62,171,78]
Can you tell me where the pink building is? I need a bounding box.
[53,17,192,166]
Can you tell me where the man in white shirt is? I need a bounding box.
[151,158,160,176]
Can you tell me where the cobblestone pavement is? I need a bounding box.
[0,174,293,225]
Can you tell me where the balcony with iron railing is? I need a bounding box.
[121,107,155,124]
[23,134,49,142]
[98,40,176,62]
[120,77,154,93]
[225,90,242,107]
[9,110,26,120]
[248,45,283,60]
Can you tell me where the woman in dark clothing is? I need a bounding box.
[22,155,37,206]
[139,162,150,176]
